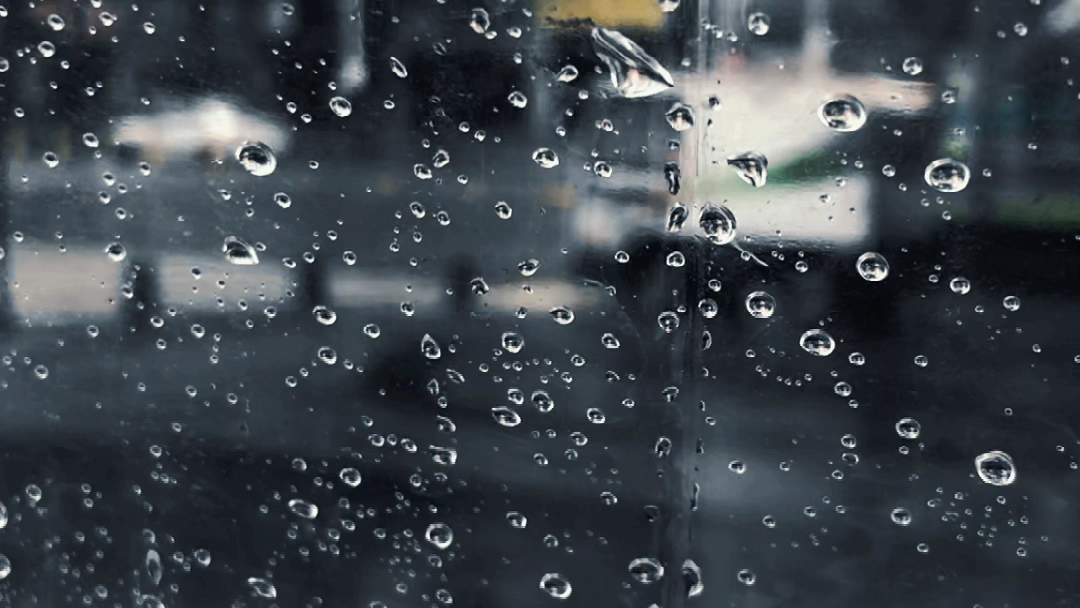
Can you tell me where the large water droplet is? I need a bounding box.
[747,12,770,35]
[518,258,539,276]
[288,498,318,519]
[491,406,521,427]
[248,577,277,599]
[664,162,681,194]
[312,305,337,325]
[550,306,575,325]
[890,507,912,526]
[506,511,528,528]
[539,573,572,599]
[902,56,924,76]
[235,141,277,176]
[665,102,695,131]
[531,389,554,412]
[556,65,579,83]
[895,417,921,439]
[425,522,454,550]
[699,204,737,245]
[42,151,59,168]
[950,277,971,294]
[657,311,680,333]
[682,559,704,598]
[924,158,970,192]
[0,554,11,581]
[422,334,442,360]
[222,236,259,265]
[429,445,457,465]
[799,329,835,356]
[629,557,664,583]
[105,241,127,262]
[602,333,621,349]
[508,91,528,108]
[501,331,524,353]
[727,152,768,187]
[329,96,352,117]
[818,96,867,132]
[389,56,408,78]
[975,451,1016,486]
[856,252,889,281]
[591,27,674,98]
[737,568,756,586]
[145,549,163,586]
[533,148,559,168]
[667,202,688,232]
[745,291,776,319]
[1003,295,1021,311]
[339,467,362,487]
[470,8,490,33]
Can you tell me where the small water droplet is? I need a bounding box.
[550,306,575,325]
[818,96,867,132]
[699,204,737,245]
[248,577,277,599]
[288,498,319,519]
[924,158,970,192]
[629,557,664,584]
[105,241,127,262]
[539,573,572,599]
[222,236,259,265]
[949,277,971,294]
[902,57,923,76]
[1003,295,1021,311]
[556,64,579,82]
[666,202,688,232]
[495,201,513,219]
[470,8,491,33]
[42,151,59,168]
[533,147,559,168]
[657,311,680,332]
[425,522,454,549]
[508,90,528,108]
[491,406,521,427]
[747,12,770,35]
[312,305,337,326]
[502,331,525,353]
[339,467,362,487]
[737,568,756,586]
[891,507,912,526]
[389,56,408,78]
[896,417,921,439]
[47,14,65,31]
[422,334,442,359]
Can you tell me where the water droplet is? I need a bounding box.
[924,158,970,192]
[856,252,889,281]
[664,162,682,194]
[82,132,99,148]
[591,27,674,98]
[34,365,49,379]
[494,201,513,219]
[976,451,1016,486]
[0,58,8,73]
[682,559,704,597]
[144,549,163,586]
[698,298,718,319]
[648,311,678,336]
[891,507,912,526]
[737,568,756,586]
[288,498,318,519]
[38,41,56,57]
[508,90,528,108]
[818,96,867,132]
[532,389,554,412]
[469,277,490,295]
[506,511,528,528]
[248,577,277,599]
[586,408,606,423]
[142,22,156,34]
[389,56,408,78]
[745,291,776,319]
[747,12,770,35]
[422,334,442,360]
[491,406,521,427]
[312,305,337,326]
[193,549,212,567]
[235,141,277,176]
[539,573,572,599]
[914,354,929,368]
[666,202,688,232]
[699,204,737,245]
[602,333,621,348]
[273,192,292,208]
[47,14,65,31]
[629,557,664,583]
[1003,295,1021,311]
[665,103,695,131]
[941,87,958,104]
[727,152,768,187]
[799,329,835,356]
[895,417,920,439]
[105,241,127,262]
[0,554,12,581]
[666,251,685,267]
[902,56,924,76]
[43,151,60,168]
[517,258,539,277]
[533,147,559,168]
[423,522,454,550]
[550,306,574,325]
[339,467,362,487]
[949,277,971,294]
[222,236,259,265]
[502,332,525,353]
[556,64,579,82]
[317,346,338,365]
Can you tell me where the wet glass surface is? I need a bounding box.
[1,0,1079,606]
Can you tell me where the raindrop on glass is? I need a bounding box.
[856,252,889,281]
[975,451,1016,486]
[222,236,259,265]
[924,158,970,192]
[727,152,768,187]
[818,96,867,132]
[235,142,277,176]
[799,329,835,356]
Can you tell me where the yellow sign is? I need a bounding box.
[537,0,664,28]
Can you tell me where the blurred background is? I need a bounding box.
[1,0,1079,606]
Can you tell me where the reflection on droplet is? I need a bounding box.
[274,192,292,208]
[737,568,756,586]
[222,236,259,265]
[235,142,277,176]
[145,549,163,586]
[683,559,704,597]
[330,96,352,117]
[699,204,736,245]
[902,56,923,76]
[658,311,680,333]
[891,507,912,526]
[747,12,770,35]
[506,511,528,528]
[665,102,695,131]
[727,152,768,187]
[818,96,867,132]
[666,202,688,232]
[508,91,528,108]
[895,417,920,439]
[550,306,574,325]
[422,334,442,360]
[470,8,491,34]
[666,251,685,267]
[389,56,408,78]
[496,201,513,219]
[745,291,776,319]
[975,450,1016,486]
[602,333,620,349]
[1003,295,1021,311]
[288,498,318,519]
[312,305,337,326]
[425,522,453,549]
[83,132,99,148]
[924,158,970,192]
[629,557,664,583]
[949,277,971,294]
[539,573,572,599]
[799,329,835,356]
[533,147,559,168]
[856,252,889,281]
[43,151,59,168]
[591,27,674,98]
[556,65,579,82]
